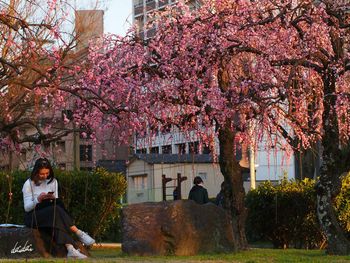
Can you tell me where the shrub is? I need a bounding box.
[245,179,324,249]
[335,172,350,236]
[246,174,350,249]
[0,170,29,224]
[0,168,127,241]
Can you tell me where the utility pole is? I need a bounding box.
[249,146,256,190]
[176,173,187,199]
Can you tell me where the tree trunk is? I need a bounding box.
[294,145,319,180]
[316,72,350,255]
[218,124,248,251]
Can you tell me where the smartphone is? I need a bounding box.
[48,191,54,195]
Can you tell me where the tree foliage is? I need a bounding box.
[75,0,350,254]
[245,179,324,249]
[0,0,97,148]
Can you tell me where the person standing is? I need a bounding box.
[215,182,225,207]
[188,176,209,204]
[173,186,180,200]
[22,158,95,259]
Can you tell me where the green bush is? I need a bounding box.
[335,172,350,235]
[0,168,126,241]
[245,179,323,249]
[0,170,29,225]
[246,174,350,249]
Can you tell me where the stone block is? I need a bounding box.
[0,226,89,259]
[122,200,235,256]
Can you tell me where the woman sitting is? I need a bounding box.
[22,158,95,259]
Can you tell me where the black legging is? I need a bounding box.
[25,203,75,245]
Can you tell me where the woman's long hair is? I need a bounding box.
[31,158,54,185]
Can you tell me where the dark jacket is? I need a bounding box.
[215,190,224,207]
[188,185,209,204]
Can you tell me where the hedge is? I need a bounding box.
[0,168,127,241]
[245,173,350,249]
[335,172,350,234]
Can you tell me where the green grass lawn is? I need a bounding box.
[2,248,350,262]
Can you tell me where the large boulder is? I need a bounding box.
[122,200,235,256]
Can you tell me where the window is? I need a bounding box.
[176,143,186,154]
[134,0,143,6]
[80,145,92,161]
[202,144,211,154]
[198,172,207,180]
[55,141,66,153]
[150,146,159,154]
[134,1,144,16]
[189,141,199,154]
[133,175,147,190]
[146,0,156,9]
[136,148,147,154]
[162,145,172,154]
[58,163,66,170]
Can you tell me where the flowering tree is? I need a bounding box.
[79,0,350,254]
[0,0,99,149]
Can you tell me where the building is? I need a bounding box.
[127,154,223,203]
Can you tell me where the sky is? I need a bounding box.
[75,0,132,36]
[104,1,133,36]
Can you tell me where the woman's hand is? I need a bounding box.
[37,192,46,203]
[37,192,55,202]
[47,192,55,199]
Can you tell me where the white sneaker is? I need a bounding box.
[77,230,95,246]
[67,247,87,259]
